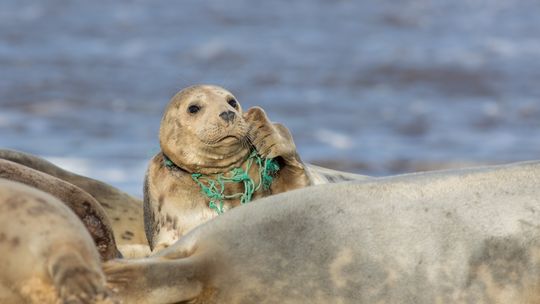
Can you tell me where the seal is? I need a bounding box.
[106,160,540,303]
[0,159,120,260]
[144,84,312,251]
[0,148,365,257]
[0,149,149,258]
[0,178,116,304]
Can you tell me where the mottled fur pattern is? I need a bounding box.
[0,159,120,260]
[0,179,116,304]
[107,161,540,303]
[0,149,150,258]
[145,85,312,251]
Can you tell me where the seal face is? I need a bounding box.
[159,84,251,175]
[145,85,312,251]
[0,179,114,303]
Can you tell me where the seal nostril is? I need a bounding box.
[220,111,235,122]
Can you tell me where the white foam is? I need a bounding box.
[315,129,353,150]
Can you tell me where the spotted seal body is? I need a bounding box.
[144,85,312,251]
[0,159,120,260]
[0,149,149,258]
[0,179,115,304]
[107,160,540,303]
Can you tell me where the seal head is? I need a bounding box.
[159,85,251,175]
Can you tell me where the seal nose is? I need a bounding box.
[219,111,236,122]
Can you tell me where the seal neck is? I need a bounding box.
[191,150,280,214]
[161,149,250,175]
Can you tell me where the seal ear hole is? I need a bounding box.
[227,98,238,109]
[187,105,201,114]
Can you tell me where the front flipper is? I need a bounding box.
[244,107,313,188]
[244,107,304,169]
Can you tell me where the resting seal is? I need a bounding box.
[144,85,312,251]
[0,179,115,303]
[107,160,540,303]
[0,149,149,258]
[0,159,120,260]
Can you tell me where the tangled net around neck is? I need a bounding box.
[164,150,280,214]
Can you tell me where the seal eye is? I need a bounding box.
[188,105,200,114]
[227,99,238,109]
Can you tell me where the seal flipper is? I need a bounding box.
[104,258,202,304]
[49,251,114,304]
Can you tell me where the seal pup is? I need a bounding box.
[0,149,149,258]
[144,85,312,251]
[0,179,116,304]
[0,159,120,260]
[106,160,540,303]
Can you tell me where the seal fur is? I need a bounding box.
[144,85,312,251]
[0,179,116,303]
[0,149,149,258]
[107,160,540,303]
[0,159,120,260]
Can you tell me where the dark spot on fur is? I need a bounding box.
[169,183,179,193]
[101,202,113,209]
[5,196,27,210]
[128,217,135,221]
[467,236,529,287]
[158,195,164,212]
[173,217,178,230]
[79,200,117,261]
[11,237,20,247]
[26,204,56,216]
[36,198,48,205]
[123,209,128,212]
[0,233,6,242]
[113,217,120,221]
[51,261,62,278]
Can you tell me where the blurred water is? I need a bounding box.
[1,0,540,196]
